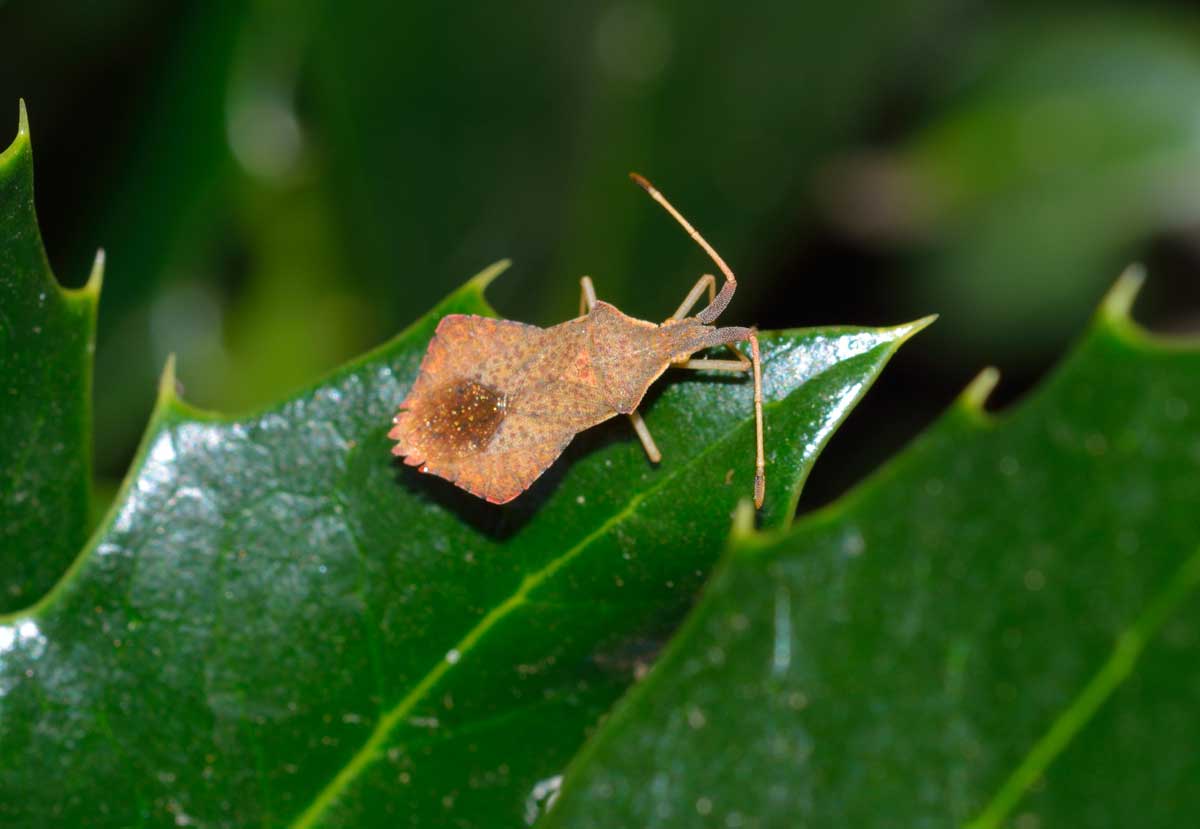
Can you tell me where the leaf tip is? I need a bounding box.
[157,353,179,406]
[84,248,105,296]
[2,99,30,163]
[1101,263,1146,324]
[469,259,512,297]
[959,366,1001,414]
[894,313,938,344]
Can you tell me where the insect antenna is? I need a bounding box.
[629,172,737,324]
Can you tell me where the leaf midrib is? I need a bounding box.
[965,542,1200,828]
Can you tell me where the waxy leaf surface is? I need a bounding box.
[0,124,925,828]
[0,104,98,611]
[545,277,1200,829]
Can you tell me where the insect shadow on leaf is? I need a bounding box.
[390,174,767,508]
[391,418,631,540]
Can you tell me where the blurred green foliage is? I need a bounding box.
[2,0,1199,494]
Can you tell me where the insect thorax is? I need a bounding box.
[582,302,712,413]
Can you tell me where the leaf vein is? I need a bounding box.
[965,544,1200,829]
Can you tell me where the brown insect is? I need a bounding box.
[389,173,766,507]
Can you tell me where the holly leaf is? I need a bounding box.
[0,113,927,827]
[543,271,1200,828]
[0,101,100,611]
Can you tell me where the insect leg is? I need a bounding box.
[675,357,750,371]
[675,337,752,372]
[581,275,664,464]
[686,327,766,508]
[580,276,598,315]
[668,274,716,321]
[749,333,765,508]
[627,409,662,463]
[668,274,747,365]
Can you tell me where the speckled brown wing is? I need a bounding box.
[389,314,617,504]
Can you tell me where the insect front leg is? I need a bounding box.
[580,275,663,464]
[748,333,765,507]
[679,327,766,508]
[673,350,751,373]
[668,274,717,321]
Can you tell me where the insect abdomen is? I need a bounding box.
[417,379,506,459]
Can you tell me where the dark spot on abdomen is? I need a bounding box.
[419,379,506,458]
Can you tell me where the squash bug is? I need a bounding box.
[390,174,766,507]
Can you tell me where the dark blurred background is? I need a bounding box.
[4,0,1200,513]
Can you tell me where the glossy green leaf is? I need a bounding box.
[544,272,1200,828]
[0,102,99,611]
[0,137,926,823]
